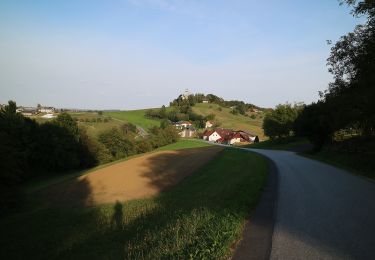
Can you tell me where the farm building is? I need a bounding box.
[19,107,38,116]
[202,128,255,145]
[173,120,196,138]
[39,107,55,113]
[179,126,196,138]
[173,121,193,130]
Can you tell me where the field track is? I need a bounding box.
[41,146,223,206]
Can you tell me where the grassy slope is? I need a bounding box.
[1,148,268,259]
[192,103,265,139]
[70,112,124,139]
[105,110,161,130]
[245,137,311,151]
[302,145,375,180]
[245,136,375,180]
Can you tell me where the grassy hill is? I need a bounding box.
[192,103,265,139]
[104,103,265,138]
[29,103,265,139]
[105,109,161,130]
[69,112,124,138]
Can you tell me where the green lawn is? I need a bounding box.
[1,148,268,259]
[192,103,265,139]
[105,109,161,130]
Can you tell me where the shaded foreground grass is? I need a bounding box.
[303,147,375,180]
[246,137,311,151]
[1,148,268,259]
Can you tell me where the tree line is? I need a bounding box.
[145,105,218,129]
[263,0,375,150]
[0,101,179,212]
[170,93,260,115]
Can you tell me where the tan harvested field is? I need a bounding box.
[42,146,223,206]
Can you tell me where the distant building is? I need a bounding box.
[202,128,255,145]
[173,120,195,138]
[21,107,38,116]
[39,107,55,113]
[202,100,209,103]
[173,121,193,130]
[205,121,213,129]
[179,127,196,138]
[181,89,191,100]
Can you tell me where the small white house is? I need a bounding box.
[202,100,209,103]
[208,131,222,142]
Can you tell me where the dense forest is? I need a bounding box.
[0,101,179,212]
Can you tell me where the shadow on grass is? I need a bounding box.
[1,147,267,259]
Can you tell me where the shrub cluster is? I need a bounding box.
[0,102,96,211]
[0,101,179,212]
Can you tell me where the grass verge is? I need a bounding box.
[1,148,268,259]
[246,137,311,151]
[302,148,375,180]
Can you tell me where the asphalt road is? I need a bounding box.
[246,149,375,260]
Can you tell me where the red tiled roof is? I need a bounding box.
[203,130,214,137]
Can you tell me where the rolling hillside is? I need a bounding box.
[192,103,265,138]
[104,103,265,138]
[105,109,161,130]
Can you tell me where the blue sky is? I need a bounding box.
[0,0,362,109]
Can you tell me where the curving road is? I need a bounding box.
[246,149,375,260]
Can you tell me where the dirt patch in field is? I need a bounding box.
[41,146,223,206]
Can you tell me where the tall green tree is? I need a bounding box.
[263,104,300,139]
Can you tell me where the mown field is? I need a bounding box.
[192,103,265,139]
[1,141,268,259]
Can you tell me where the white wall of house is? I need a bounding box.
[40,108,54,113]
[180,129,195,138]
[205,121,213,128]
[208,132,222,142]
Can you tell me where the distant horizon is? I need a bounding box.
[5,90,272,111]
[0,1,363,109]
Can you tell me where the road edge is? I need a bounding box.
[232,156,278,260]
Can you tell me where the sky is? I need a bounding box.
[0,0,363,109]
